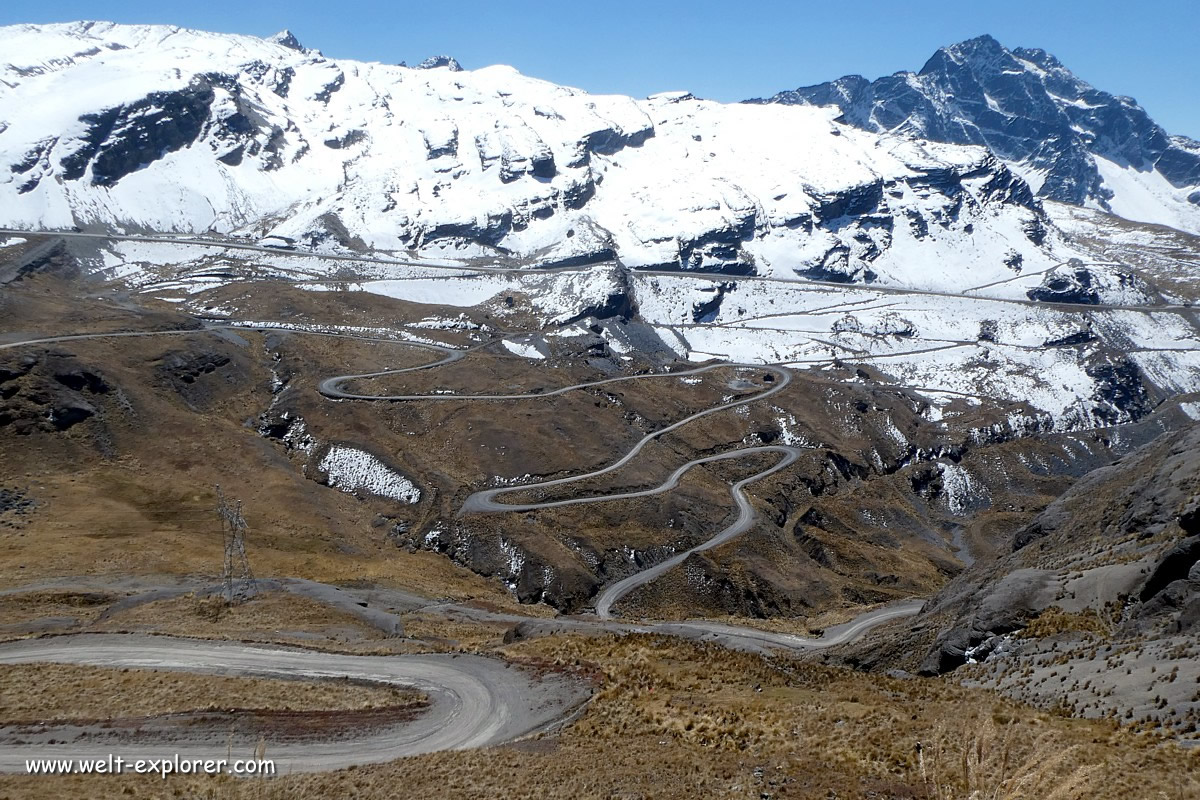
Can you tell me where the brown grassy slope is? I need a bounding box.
[0,270,1150,625]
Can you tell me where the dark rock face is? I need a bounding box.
[1085,357,1152,426]
[691,281,737,323]
[404,523,599,611]
[1042,329,1096,348]
[501,148,555,183]
[312,71,345,104]
[1139,536,1200,602]
[583,124,654,156]
[423,212,513,248]
[754,34,1200,211]
[1027,266,1101,305]
[1025,263,1153,306]
[60,83,215,186]
[559,268,636,325]
[323,130,366,150]
[154,348,244,409]
[5,240,80,282]
[0,352,114,436]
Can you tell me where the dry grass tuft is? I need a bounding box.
[1019,607,1111,640]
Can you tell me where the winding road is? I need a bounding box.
[319,338,811,613]
[2,322,917,627]
[591,445,800,617]
[0,322,925,770]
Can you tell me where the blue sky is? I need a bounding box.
[5,0,1198,136]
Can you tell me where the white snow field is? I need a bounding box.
[1,22,1197,436]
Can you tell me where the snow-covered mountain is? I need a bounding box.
[0,21,1075,289]
[3,22,1200,433]
[754,35,1200,236]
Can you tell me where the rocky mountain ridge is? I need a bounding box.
[755,34,1200,236]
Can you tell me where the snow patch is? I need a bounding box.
[940,462,985,514]
[502,338,545,360]
[318,445,421,503]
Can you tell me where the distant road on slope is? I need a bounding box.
[3,228,1193,314]
[0,228,607,275]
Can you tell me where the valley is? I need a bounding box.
[1,19,1199,799]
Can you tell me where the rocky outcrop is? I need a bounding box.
[0,351,116,436]
[154,347,248,410]
[416,55,462,72]
[404,523,599,611]
[59,83,215,186]
[916,423,1200,675]
[266,30,303,51]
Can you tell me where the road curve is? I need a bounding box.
[653,599,927,651]
[593,446,800,618]
[454,365,791,514]
[467,445,801,514]
[0,634,588,774]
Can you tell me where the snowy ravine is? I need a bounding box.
[317,445,421,503]
[1,21,1077,284]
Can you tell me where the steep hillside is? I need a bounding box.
[872,422,1200,734]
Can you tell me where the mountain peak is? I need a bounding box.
[266,29,303,51]
[947,33,1005,55]
[416,55,462,72]
[920,33,1012,76]
[757,35,1200,234]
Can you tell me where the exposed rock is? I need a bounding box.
[266,29,303,51]
[60,83,215,186]
[416,55,462,72]
[690,281,736,323]
[322,130,366,150]
[1085,357,1152,426]
[154,348,245,410]
[1139,536,1200,602]
[918,423,1200,674]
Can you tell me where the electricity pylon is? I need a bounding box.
[216,485,257,604]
